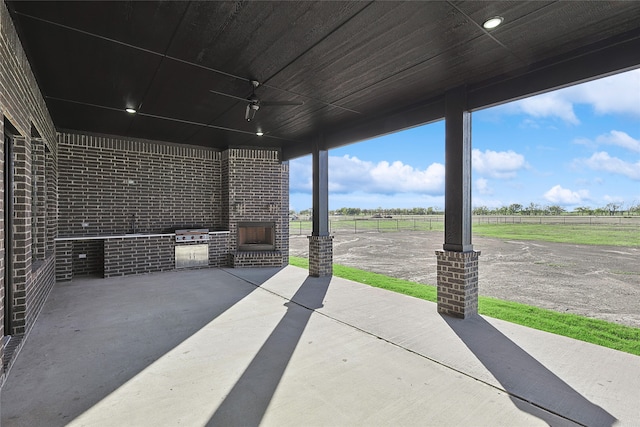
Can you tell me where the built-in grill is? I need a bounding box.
[175,229,210,242]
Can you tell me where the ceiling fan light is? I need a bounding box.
[245,104,258,121]
[125,107,137,114]
[256,131,264,136]
[483,16,503,29]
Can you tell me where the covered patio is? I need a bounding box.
[2,266,638,426]
[2,2,640,425]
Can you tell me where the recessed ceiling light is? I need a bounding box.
[125,108,137,114]
[483,16,503,29]
[256,131,264,136]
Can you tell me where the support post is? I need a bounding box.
[308,138,333,277]
[437,86,480,318]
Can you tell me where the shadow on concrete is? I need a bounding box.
[207,274,331,426]
[1,268,281,427]
[443,315,616,426]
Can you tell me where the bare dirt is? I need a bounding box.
[289,231,640,328]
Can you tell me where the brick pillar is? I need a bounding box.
[308,235,333,277]
[436,250,480,318]
[11,136,32,335]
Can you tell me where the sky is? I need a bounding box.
[289,69,640,212]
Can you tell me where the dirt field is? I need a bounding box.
[289,231,640,328]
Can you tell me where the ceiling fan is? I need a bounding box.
[210,80,304,122]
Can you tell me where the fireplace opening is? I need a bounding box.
[238,222,275,251]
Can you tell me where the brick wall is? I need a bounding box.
[57,133,220,236]
[208,233,230,267]
[104,236,175,278]
[55,241,73,282]
[1,0,58,378]
[25,256,55,332]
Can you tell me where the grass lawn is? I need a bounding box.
[473,223,640,247]
[289,256,640,356]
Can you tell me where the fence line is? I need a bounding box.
[289,215,640,235]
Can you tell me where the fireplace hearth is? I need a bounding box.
[237,222,275,251]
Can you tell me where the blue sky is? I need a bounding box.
[289,70,640,212]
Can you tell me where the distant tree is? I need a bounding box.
[547,205,565,215]
[473,206,490,215]
[574,206,591,216]
[629,202,640,216]
[593,207,608,216]
[524,202,540,215]
[508,204,523,215]
[605,203,622,216]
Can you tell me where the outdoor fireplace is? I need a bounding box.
[237,222,275,251]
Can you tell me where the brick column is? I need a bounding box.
[436,250,480,318]
[11,136,32,335]
[308,235,333,277]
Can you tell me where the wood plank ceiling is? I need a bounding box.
[7,1,640,159]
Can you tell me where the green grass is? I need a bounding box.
[472,223,640,247]
[289,256,640,356]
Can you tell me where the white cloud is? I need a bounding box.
[498,69,640,123]
[475,178,492,195]
[544,185,589,205]
[579,152,640,180]
[512,92,580,125]
[472,149,526,179]
[567,70,640,117]
[595,130,640,153]
[289,155,445,195]
[289,157,313,192]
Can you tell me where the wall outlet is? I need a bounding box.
[78,254,87,259]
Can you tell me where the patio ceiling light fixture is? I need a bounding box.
[483,16,504,29]
[256,131,264,136]
[125,108,137,114]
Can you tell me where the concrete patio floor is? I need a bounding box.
[1,266,639,426]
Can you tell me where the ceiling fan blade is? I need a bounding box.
[210,89,249,103]
[261,100,304,107]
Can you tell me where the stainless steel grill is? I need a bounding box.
[175,229,210,242]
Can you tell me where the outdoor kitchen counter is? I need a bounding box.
[54,231,231,280]
[54,231,230,241]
